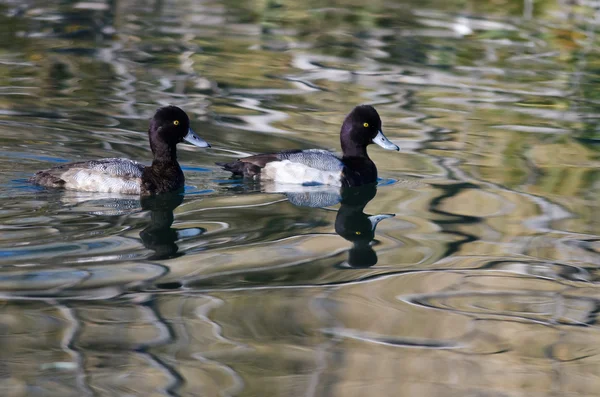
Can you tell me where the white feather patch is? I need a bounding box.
[61,169,142,194]
[263,160,343,186]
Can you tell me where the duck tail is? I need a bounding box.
[29,170,66,188]
[217,160,264,178]
[216,160,246,176]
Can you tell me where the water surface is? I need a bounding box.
[1,0,600,395]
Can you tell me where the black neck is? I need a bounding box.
[150,131,177,163]
[142,137,184,194]
[341,140,369,158]
[340,155,377,187]
[337,203,368,219]
[151,158,179,169]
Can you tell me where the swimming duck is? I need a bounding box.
[218,105,399,187]
[30,106,210,195]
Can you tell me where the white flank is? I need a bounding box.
[62,169,142,194]
[263,160,342,186]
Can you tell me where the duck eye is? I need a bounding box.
[174,120,180,126]
[355,231,361,235]
[363,122,369,128]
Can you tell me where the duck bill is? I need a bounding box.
[373,130,399,151]
[184,128,210,148]
[368,213,395,231]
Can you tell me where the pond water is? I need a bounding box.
[1,0,600,395]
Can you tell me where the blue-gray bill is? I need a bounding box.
[368,214,395,231]
[184,128,211,148]
[373,130,399,151]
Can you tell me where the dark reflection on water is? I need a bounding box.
[139,191,205,260]
[1,0,600,395]
[333,184,394,268]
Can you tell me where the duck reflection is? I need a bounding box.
[334,185,394,268]
[267,182,394,268]
[140,191,205,260]
[52,190,204,259]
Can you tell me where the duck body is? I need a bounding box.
[218,105,398,187]
[30,106,210,196]
[31,158,145,194]
[233,149,345,187]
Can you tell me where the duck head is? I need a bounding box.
[340,105,399,156]
[148,106,210,160]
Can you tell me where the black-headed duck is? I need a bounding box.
[218,105,398,187]
[30,106,210,195]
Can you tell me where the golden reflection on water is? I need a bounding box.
[0,0,599,395]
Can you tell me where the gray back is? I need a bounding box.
[279,149,343,172]
[78,158,145,178]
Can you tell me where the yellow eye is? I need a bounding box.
[363,122,369,128]
[174,120,180,126]
[355,231,361,235]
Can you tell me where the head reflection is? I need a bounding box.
[140,191,205,260]
[277,183,393,268]
[334,184,394,268]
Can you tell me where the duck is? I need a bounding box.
[218,105,399,187]
[30,106,211,195]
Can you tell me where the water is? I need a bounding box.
[1,0,600,395]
